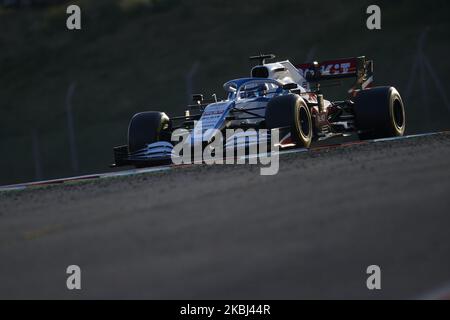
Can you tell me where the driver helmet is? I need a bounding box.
[243,82,269,98]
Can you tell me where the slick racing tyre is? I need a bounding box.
[265,94,312,148]
[353,86,406,140]
[128,111,170,153]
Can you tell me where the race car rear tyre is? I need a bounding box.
[128,111,170,153]
[265,94,312,148]
[353,86,405,140]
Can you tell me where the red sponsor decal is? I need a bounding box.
[296,58,357,78]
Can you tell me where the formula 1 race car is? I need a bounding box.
[112,54,406,167]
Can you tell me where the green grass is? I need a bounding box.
[1,0,449,184]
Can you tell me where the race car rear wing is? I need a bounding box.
[295,56,374,94]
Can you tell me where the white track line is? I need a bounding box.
[0,131,445,192]
[373,131,441,142]
[0,166,171,192]
[100,166,172,178]
[417,282,450,300]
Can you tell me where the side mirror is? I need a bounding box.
[192,94,203,104]
[282,83,298,90]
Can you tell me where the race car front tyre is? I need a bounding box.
[353,86,406,140]
[265,94,312,148]
[128,111,170,153]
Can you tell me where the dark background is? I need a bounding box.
[1,0,449,185]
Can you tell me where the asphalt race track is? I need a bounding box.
[1,132,450,299]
